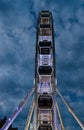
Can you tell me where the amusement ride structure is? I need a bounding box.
[0,11,84,130]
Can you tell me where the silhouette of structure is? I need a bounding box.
[0,117,18,130]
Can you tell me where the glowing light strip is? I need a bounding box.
[1,88,34,130]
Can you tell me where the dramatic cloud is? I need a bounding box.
[0,0,84,130]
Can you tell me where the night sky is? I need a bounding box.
[0,0,84,130]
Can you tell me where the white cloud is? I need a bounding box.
[0,102,6,111]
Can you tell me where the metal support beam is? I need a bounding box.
[25,99,35,130]
[56,88,84,130]
[56,102,65,130]
[1,88,34,130]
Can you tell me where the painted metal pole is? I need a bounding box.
[56,88,84,130]
[25,99,35,130]
[1,88,34,130]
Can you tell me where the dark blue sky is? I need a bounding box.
[0,0,84,130]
